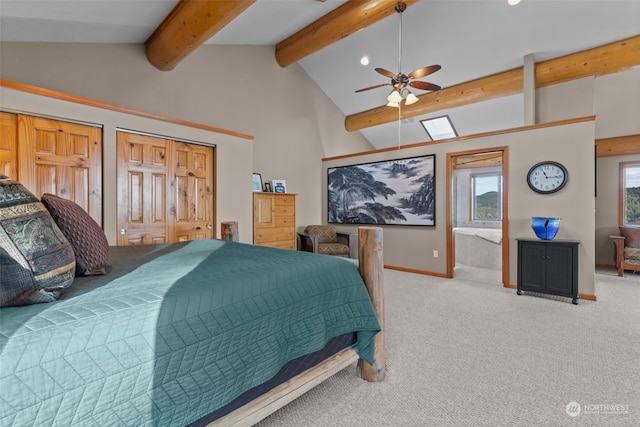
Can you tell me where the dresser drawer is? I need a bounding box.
[275,216,294,227]
[275,205,295,216]
[261,240,296,250]
[275,195,295,206]
[254,227,295,243]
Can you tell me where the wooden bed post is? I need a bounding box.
[221,221,239,242]
[357,226,385,382]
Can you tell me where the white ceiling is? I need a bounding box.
[1,0,639,149]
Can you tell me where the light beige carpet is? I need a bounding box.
[257,268,640,427]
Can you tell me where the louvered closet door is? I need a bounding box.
[117,132,172,245]
[173,142,214,241]
[17,115,103,225]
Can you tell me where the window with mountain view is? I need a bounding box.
[472,174,502,221]
[622,162,640,225]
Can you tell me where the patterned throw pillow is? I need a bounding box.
[0,175,75,307]
[41,194,109,276]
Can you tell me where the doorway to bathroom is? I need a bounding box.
[446,148,509,286]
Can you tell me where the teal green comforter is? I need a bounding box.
[0,240,380,426]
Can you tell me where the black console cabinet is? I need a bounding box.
[517,238,580,304]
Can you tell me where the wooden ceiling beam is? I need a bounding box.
[275,0,418,68]
[346,69,524,132]
[146,0,255,71]
[596,135,640,157]
[345,35,640,132]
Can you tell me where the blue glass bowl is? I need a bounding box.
[531,217,561,240]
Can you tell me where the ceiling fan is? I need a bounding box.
[355,1,441,107]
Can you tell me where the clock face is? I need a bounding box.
[527,161,568,194]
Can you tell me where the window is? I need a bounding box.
[621,161,640,225]
[472,174,502,221]
[420,115,458,141]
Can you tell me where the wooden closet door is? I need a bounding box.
[173,142,214,241]
[17,115,103,225]
[0,112,17,179]
[116,132,172,245]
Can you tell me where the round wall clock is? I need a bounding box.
[526,161,569,194]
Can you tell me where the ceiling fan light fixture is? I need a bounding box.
[405,92,419,105]
[387,89,403,103]
[386,100,400,108]
[507,0,521,5]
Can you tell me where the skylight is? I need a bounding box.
[420,115,458,141]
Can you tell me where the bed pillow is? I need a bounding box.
[41,193,109,276]
[619,226,640,248]
[0,175,75,307]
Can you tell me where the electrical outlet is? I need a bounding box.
[433,250,439,258]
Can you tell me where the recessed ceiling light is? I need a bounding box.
[507,0,521,5]
[360,56,370,66]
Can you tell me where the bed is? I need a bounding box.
[0,175,385,426]
[0,234,384,426]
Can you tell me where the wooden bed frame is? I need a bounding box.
[214,224,385,426]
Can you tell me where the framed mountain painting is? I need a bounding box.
[327,154,435,226]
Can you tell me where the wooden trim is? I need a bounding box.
[324,116,595,162]
[0,79,255,140]
[384,265,448,278]
[345,35,639,132]
[145,0,256,71]
[596,134,640,157]
[618,161,640,226]
[275,0,418,67]
[446,153,455,279]
[208,348,359,426]
[446,147,509,285]
[579,293,597,302]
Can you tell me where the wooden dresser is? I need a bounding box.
[253,192,296,250]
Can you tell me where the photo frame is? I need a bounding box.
[252,173,263,192]
[327,154,435,226]
[272,179,287,193]
[264,182,272,192]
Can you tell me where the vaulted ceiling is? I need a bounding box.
[1,0,639,149]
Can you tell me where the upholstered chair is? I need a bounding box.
[298,225,353,258]
[610,226,640,276]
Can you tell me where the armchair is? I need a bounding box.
[298,225,353,258]
[610,226,640,276]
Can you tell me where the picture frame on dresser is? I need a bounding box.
[272,179,287,193]
[264,182,272,192]
[252,173,263,192]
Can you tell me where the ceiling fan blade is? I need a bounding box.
[407,64,442,79]
[375,68,398,80]
[409,81,441,91]
[355,83,392,93]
